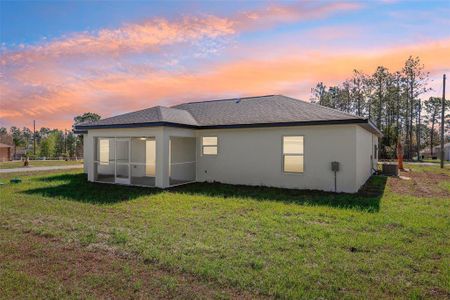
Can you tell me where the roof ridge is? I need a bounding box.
[158,105,199,125]
[172,94,276,106]
[155,106,163,121]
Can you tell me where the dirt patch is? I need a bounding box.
[388,169,450,198]
[0,227,264,299]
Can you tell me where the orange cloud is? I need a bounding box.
[1,2,366,129]
[2,37,448,129]
[85,38,450,98]
[2,16,234,65]
[234,1,361,31]
[1,1,360,65]
[5,2,450,130]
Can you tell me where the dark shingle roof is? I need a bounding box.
[77,106,198,127]
[75,95,380,135]
[173,95,362,126]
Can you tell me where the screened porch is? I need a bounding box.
[93,135,196,188]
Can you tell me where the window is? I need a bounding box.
[202,136,218,155]
[283,136,304,173]
[374,144,378,160]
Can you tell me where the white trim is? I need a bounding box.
[92,178,195,189]
[92,180,156,188]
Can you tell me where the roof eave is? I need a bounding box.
[73,129,88,134]
[74,121,199,131]
[75,118,381,132]
[363,119,383,137]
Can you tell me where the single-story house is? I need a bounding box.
[434,143,450,161]
[0,143,13,162]
[74,95,381,193]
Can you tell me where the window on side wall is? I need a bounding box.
[202,136,218,155]
[283,136,304,173]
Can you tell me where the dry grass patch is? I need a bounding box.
[0,227,261,299]
[388,166,450,198]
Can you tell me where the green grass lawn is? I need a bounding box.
[0,165,449,299]
[0,160,83,169]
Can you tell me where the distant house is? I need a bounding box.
[74,95,381,193]
[420,147,437,160]
[12,148,27,160]
[0,143,13,162]
[434,143,450,161]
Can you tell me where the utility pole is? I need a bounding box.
[441,74,446,168]
[33,120,36,155]
[417,99,421,161]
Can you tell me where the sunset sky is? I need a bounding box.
[1,0,449,130]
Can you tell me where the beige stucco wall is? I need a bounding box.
[84,124,376,192]
[196,125,363,193]
[355,126,378,190]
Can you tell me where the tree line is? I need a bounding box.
[310,56,449,159]
[0,112,100,159]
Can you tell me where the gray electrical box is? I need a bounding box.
[331,161,340,172]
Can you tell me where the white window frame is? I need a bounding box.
[282,136,304,174]
[202,136,218,156]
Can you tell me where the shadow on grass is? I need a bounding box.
[23,173,161,204]
[22,173,386,211]
[171,176,386,212]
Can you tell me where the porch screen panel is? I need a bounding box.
[130,137,155,186]
[94,137,115,183]
[170,137,196,186]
